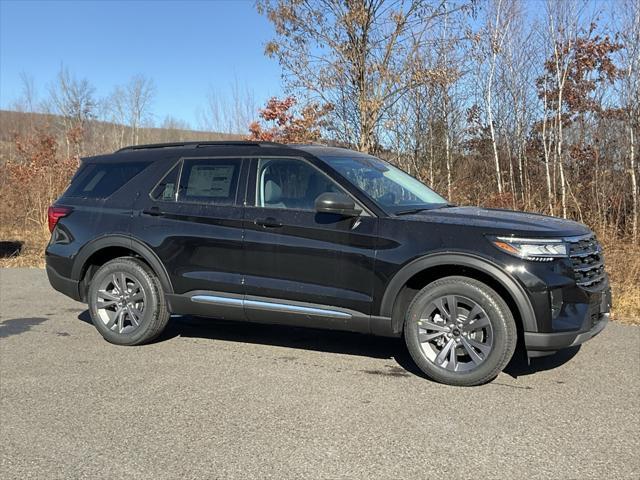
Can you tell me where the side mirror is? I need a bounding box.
[315,192,362,217]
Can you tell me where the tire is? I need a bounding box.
[87,257,170,345]
[403,276,516,386]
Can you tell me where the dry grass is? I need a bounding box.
[1,227,638,324]
[602,241,640,325]
[0,227,48,268]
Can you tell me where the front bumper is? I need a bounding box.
[523,278,611,356]
[524,312,609,354]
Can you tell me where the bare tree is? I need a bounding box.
[10,72,41,132]
[199,80,257,134]
[159,116,191,142]
[618,0,640,241]
[106,86,128,149]
[430,0,469,199]
[477,0,515,195]
[541,0,590,218]
[258,0,465,153]
[125,75,156,145]
[497,4,537,207]
[47,66,98,157]
[11,72,38,113]
[47,67,97,126]
[106,74,156,147]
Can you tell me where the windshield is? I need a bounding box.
[321,155,448,213]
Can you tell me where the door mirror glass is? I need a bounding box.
[315,192,362,217]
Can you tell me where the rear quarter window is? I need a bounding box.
[65,162,148,198]
[150,162,180,201]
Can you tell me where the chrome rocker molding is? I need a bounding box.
[192,294,243,307]
[191,294,353,319]
[164,291,391,335]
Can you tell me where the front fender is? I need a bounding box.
[379,252,537,333]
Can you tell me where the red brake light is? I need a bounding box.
[48,206,72,232]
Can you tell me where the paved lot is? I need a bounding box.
[1,268,639,479]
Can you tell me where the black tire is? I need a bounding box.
[87,257,170,346]
[403,276,516,386]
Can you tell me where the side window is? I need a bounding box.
[178,158,240,205]
[66,162,148,198]
[255,158,341,211]
[150,162,180,201]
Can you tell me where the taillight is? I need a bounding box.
[48,206,72,232]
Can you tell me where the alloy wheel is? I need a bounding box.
[416,295,494,373]
[95,272,146,334]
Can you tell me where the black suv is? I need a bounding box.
[46,142,611,386]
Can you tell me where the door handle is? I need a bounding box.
[142,206,163,217]
[254,217,283,228]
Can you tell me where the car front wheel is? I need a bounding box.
[404,276,517,386]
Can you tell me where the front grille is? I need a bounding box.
[568,235,606,289]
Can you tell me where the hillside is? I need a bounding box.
[0,109,244,158]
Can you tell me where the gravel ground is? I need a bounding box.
[1,268,639,479]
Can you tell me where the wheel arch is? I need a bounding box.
[380,253,537,335]
[71,235,173,300]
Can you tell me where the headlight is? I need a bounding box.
[488,236,567,261]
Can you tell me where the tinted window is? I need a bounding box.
[66,162,148,198]
[255,158,341,210]
[178,159,240,205]
[321,155,447,212]
[151,162,180,201]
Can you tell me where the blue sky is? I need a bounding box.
[0,0,284,128]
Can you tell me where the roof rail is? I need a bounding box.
[116,141,284,153]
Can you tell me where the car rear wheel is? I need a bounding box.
[404,276,516,386]
[88,257,170,345]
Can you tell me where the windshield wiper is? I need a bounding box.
[395,207,432,216]
[395,204,455,216]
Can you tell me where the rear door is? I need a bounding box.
[133,156,248,308]
[242,156,378,330]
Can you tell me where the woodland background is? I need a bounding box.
[1,0,638,321]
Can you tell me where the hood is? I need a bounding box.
[404,206,591,237]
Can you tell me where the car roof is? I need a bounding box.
[292,144,373,158]
[82,142,367,164]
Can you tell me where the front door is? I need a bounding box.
[242,156,378,331]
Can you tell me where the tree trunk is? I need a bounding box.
[516,122,525,205]
[507,142,516,208]
[445,128,452,199]
[556,94,567,218]
[558,158,567,219]
[630,123,638,242]
[428,119,434,186]
[541,88,554,215]
[487,101,502,194]
[485,3,503,195]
